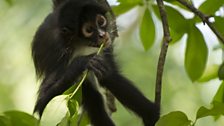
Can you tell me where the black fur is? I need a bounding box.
[32,0,159,125]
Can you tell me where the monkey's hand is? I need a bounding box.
[87,55,111,80]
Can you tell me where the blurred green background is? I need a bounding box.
[0,0,223,125]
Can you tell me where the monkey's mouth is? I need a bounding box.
[89,34,111,48]
[88,41,104,48]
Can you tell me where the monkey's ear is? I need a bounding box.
[53,0,65,7]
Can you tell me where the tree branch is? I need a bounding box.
[155,0,172,107]
[177,0,224,44]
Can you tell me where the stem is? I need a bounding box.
[155,0,171,107]
[69,43,105,99]
[69,70,88,99]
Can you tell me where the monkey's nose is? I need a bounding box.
[99,34,106,38]
[98,30,106,38]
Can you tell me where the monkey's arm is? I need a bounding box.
[34,55,91,117]
[100,73,160,126]
[91,48,160,125]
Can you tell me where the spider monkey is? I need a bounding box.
[32,0,160,125]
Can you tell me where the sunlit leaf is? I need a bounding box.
[112,0,142,16]
[199,0,224,15]
[185,26,208,81]
[196,102,224,119]
[57,113,70,126]
[139,9,155,50]
[156,111,192,126]
[112,4,136,16]
[198,64,219,82]
[3,111,39,126]
[213,81,224,103]
[218,62,224,80]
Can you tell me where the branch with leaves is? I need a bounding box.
[177,0,224,44]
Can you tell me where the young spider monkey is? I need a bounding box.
[32,0,160,125]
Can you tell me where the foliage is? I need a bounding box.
[0,0,224,125]
[0,111,39,126]
[156,111,192,126]
[156,102,224,126]
[4,0,12,5]
[112,0,224,125]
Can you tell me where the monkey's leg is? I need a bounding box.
[100,73,160,126]
[82,79,115,126]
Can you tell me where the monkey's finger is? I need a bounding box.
[91,56,109,71]
[88,59,108,74]
[89,59,108,74]
[87,63,103,79]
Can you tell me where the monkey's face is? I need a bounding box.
[58,2,110,48]
[81,14,110,47]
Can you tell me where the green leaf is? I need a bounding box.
[0,116,11,126]
[71,86,82,104]
[169,28,184,44]
[199,0,224,15]
[213,17,224,43]
[70,112,90,126]
[67,99,79,117]
[63,85,76,95]
[57,113,70,126]
[3,111,39,126]
[196,102,224,119]
[112,0,142,16]
[65,82,82,117]
[58,111,90,126]
[218,62,224,80]
[139,9,155,50]
[185,26,208,81]
[5,0,13,5]
[152,5,188,43]
[166,6,189,34]
[213,81,224,103]
[156,111,192,126]
[198,64,219,82]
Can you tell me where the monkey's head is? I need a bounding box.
[56,0,110,48]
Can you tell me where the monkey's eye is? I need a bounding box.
[96,15,107,27]
[82,23,94,38]
[61,27,71,34]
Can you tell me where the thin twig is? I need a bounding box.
[155,0,172,107]
[177,0,224,44]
